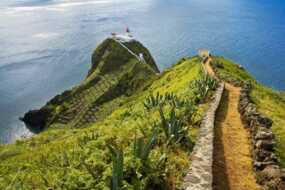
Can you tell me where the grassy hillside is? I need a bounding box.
[211,56,285,168]
[21,38,159,131]
[0,56,216,189]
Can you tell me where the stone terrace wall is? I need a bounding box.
[239,82,285,190]
[182,83,224,190]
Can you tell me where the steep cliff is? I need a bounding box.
[21,38,159,131]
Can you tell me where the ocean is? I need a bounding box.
[0,0,284,143]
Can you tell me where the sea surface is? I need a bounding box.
[0,0,285,143]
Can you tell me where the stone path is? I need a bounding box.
[204,60,261,190]
[114,39,146,64]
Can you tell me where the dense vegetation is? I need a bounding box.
[0,55,218,189]
[211,56,285,168]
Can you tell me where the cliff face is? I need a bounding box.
[21,38,159,131]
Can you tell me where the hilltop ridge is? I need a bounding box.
[21,38,159,131]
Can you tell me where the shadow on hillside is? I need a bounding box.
[212,89,230,190]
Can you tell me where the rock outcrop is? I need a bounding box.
[21,38,159,131]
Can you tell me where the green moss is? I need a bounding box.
[212,56,285,168]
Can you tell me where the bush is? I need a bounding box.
[190,73,218,103]
[158,105,192,148]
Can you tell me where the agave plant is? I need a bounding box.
[77,131,99,147]
[108,145,125,190]
[133,128,157,163]
[204,74,218,90]
[164,92,176,102]
[158,105,189,146]
[182,100,197,125]
[190,73,217,103]
[143,92,164,110]
[144,92,188,111]
[164,92,188,108]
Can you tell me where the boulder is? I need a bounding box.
[254,149,276,162]
[255,140,275,150]
[255,131,274,140]
[257,115,273,128]
[20,108,52,133]
[254,161,276,170]
[281,169,285,181]
[262,165,282,179]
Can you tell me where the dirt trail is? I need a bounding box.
[204,60,261,190]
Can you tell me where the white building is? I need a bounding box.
[198,49,210,58]
[113,34,134,43]
[111,28,135,43]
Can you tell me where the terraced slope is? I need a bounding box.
[21,38,158,131]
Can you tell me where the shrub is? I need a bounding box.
[143,93,164,110]
[190,73,218,103]
[108,145,125,190]
[133,128,158,164]
[158,105,191,147]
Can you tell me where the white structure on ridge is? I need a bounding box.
[111,27,134,43]
[198,49,210,58]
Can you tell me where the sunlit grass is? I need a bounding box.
[0,57,210,189]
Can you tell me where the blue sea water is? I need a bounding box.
[0,0,284,143]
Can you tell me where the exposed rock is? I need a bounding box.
[257,116,273,128]
[255,131,274,140]
[254,149,277,162]
[258,166,285,190]
[254,161,276,170]
[20,108,52,133]
[262,165,283,179]
[236,82,285,189]
[281,169,285,181]
[255,140,275,150]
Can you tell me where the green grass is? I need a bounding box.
[0,57,209,189]
[212,56,285,168]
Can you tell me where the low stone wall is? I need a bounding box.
[182,83,224,190]
[239,82,285,190]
